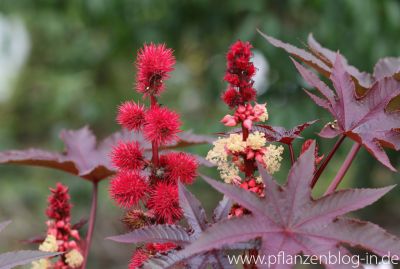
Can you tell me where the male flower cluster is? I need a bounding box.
[32,183,83,269]
[109,43,198,268]
[206,132,283,183]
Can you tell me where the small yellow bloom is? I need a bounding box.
[246,132,266,150]
[31,259,51,269]
[262,145,284,175]
[206,136,240,183]
[39,235,58,252]
[225,134,246,153]
[65,249,84,268]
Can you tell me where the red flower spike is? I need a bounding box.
[144,106,181,145]
[46,183,71,220]
[43,183,83,268]
[222,40,257,109]
[117,101,146,131]
[162,152,198,184]
[111,141,145,170]
[147,182,182,223]
[109,170,148,208]
[136,43,175,97]
[129,248,150,269]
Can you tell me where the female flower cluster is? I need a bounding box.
[109,43,198,268]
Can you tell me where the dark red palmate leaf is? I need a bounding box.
[259,31,400,98]
[293,55,400,171]
[153,143,400,269]
[256,120,318,144]
[0,126,112,182]
[0,127,214,182]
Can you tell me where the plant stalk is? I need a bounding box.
[324,143,361,195]
[82,181,98,269]
[311,135,345,188]
[288,143,295,165]
[150,95,159,167]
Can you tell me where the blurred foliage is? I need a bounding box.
[0,0,399,268]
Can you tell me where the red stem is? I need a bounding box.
[241,124,254,178]
[150,95,159,167]
[288,143,295,165]
[82,181,98,269]
[311,135,345,188]
[324,143,361,195]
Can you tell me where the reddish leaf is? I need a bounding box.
[374,57,400,81]
[293,56,400,171]
[162,143,400,268]
[0,126,114,182]
[257,30,331,78]
[307,33,374,92]
[0,251,61,269]
[71,218,88,230]
[21,235,45,245]
[0,127,214,182]
[256,120,318,144]
[259,31,379,95]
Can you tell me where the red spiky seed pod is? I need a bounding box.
[109,170,148,208]
[145,242,176,253]
[111,141,145,170]
[143,106,181,145]
[129,248,150,269]
[162,152,198,184]
[122,209,155,230]
[135,43,175,97]
[147,182,182,224]
[117,101,146,131]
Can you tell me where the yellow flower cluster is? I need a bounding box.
[262,144,284,175]
[65,249,84,268]
[206,136,239,183]
[39,235,58,252]
[206,132,283,183]
[31,259,51,269]
[246,132,267,150]
[225,133,246,153]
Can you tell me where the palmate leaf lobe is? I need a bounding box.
[153,142,400,268]
[0,127,214,182]
[292,55,400,171]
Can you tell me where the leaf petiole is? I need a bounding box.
[324,142,362,195]
[311,135,345,188]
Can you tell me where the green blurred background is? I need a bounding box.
[0,0,399,268]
